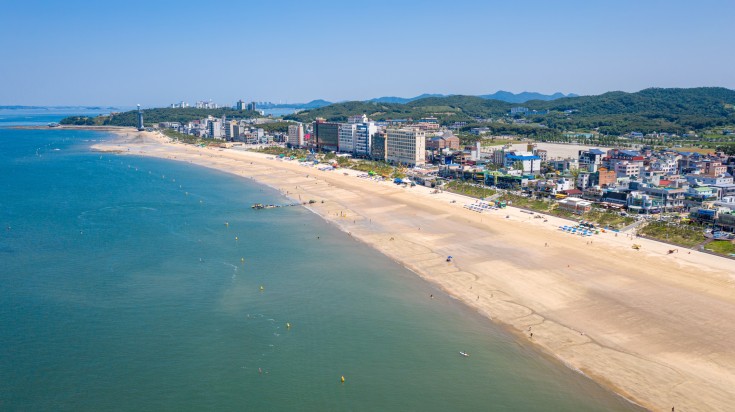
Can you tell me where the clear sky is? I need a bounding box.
[1,0,733,106]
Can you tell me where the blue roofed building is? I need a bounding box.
[503,151,541,175]
[578,148,606,172]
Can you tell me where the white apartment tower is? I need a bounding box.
[287,123,305,147]
[355,122,378,157]
[338,123,357,154]
[386,127,426,167]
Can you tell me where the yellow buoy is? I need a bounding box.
[241,257,245,263]
[225,222,229,227]
[341,376,345,383]
[235,236,239,241]
[286,322,291,329]
[259,285,264,291]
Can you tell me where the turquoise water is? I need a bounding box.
[0,108,110,127]
[0,123,641,411]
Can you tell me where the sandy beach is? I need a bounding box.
[94,129,735,411]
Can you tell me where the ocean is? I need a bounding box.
[0,115,641,411]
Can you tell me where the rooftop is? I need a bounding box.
[506,154,541,161]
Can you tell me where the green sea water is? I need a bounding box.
[0,122,642,411]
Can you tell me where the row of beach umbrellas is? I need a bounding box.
[559,225,599,236]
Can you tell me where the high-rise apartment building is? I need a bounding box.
[207,119,222,139]
[288,123,305,147]
[338,123,357,153]
[225,120,239,140]
[386,127,426,167]
[313,118,340,151]
[355,122,378,157]
[370,130,387,161]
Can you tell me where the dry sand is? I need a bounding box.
[95,129,735,412]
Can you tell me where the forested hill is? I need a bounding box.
[285,87,735,134]
[60,107,262,126]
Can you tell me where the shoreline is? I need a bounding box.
[8,125,132,131]
[94,128,734,411]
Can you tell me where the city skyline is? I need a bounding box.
[2,0,734,106]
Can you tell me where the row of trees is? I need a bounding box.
[61,108,263,127]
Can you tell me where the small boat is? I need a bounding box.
[459,351,470,357]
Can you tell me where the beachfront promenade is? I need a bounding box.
[96,130,735,412]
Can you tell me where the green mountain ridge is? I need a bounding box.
[285,87,735,135]
[57,88,735,136]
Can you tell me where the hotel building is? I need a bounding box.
[386,127,426,167]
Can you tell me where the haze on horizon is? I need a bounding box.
[1,0,733,107]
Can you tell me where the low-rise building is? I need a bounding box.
[711,183,735,199]
[703,160,727,177]
[714,196,735,211]
[627,191,662,214]
[426,132,460,150]
[416,117,440,131]
[578,148,606,172]
[613,161,641,178]
[549,158,579,173]
[558,197,592,214]
[504,152,541,175]
[688,186,717,200]
[640,186,686,212]
[598,167,617,187]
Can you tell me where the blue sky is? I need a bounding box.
[1,0,733,106]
